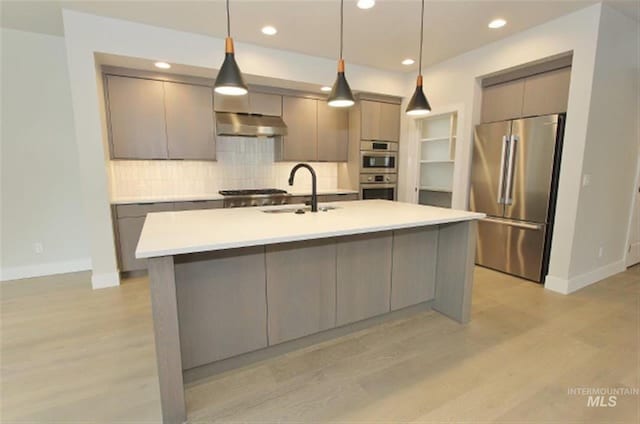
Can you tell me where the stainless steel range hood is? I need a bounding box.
[216,112,288,137]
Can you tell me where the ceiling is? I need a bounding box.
[2,1,638,72]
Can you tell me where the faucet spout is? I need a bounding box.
[288,163,318,212]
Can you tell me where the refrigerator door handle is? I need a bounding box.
[482,217,544,231]
[496,135,508,204]
[504,135,518,205]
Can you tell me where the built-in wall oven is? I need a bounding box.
[360,174,397,200]
[360,141,398,174]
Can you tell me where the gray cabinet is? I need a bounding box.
[107,75,168,159]
[114,201,222,272]
[164,82,216,160]
[278,96,349,162]
[266,239,336,344]
[336,232,392,325]
[175,246,268,369]
[481,67,571,123]
[481,79,525,123]
[250,92,282,116]
[214,92,249,113]
[317,101,348,161]
[288,193,359,205]
[106,74,217,160]
[280,96,318,161]
[522,67,570,117]
[360,100,400,142]
[391,227,438,310]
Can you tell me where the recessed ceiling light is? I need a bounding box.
[402,58,415,66]
[357,0,375,10]
[488,18,507,29]
[154,61,171,69]
[261,26,277,35]
[321,86,332,92]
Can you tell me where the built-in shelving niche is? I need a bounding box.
[416,112,457,208]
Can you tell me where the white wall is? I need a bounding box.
[565,5,640,290]
[398,3,639,293]
[62,10,408,288]
[0,28,90,280]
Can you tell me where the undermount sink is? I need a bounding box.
[262,206,340,214]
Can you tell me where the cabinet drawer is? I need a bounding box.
[321,193,359,202]
[115,203,175,218]
[173,200,223,211]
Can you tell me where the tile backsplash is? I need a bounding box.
[108,136,339,200]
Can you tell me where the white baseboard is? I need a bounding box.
[544,260,627,294]
[91,271,120,289]
[0,258,92,282]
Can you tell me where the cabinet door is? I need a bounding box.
[250,92,282,116]
[336,232,392,325]
[106,75,168,159]
[164,82,216,160]
[281,96,318,161]
[266,239,336,344]
[175,247,267,369]
[391,227,438,310]
[116,217,147,272]
[360,100,381,141]
[172,200,223,211]
[522,67,570,117]
[481,79,525,123]
[213,92,249,113]
[317,101,348,161]
[379,102,400,142]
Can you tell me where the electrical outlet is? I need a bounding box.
[598,246,603,258]
[33,242,44,254]
[582,174,592,187]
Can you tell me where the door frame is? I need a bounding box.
[624,152,640,267]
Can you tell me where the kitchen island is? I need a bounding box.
[136,200,484,423]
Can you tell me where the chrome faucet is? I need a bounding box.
[288,163,318,212]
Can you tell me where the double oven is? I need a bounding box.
[359,141,398,200]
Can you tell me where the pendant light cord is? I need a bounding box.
[226,0,231,38]
[339,0,344,60]
[418,0,424,74]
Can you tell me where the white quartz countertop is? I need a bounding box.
[136,200,485,259]
[111,189,359,205]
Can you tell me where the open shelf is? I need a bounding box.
[420,186,453,193]
[420,136,453,143]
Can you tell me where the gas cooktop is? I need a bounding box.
[218,188,290,208]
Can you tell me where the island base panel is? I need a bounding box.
[147,256,186,424]
[433,220,477,323]
[391,226,438,310]
[174,247,268,369]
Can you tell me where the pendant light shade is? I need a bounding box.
[214,0,248,96]
[406,0,431,116]
[406,75,431,116]
[328,0,355,108]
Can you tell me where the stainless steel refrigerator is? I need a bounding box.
[470,114,565,282]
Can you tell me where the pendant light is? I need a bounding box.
[328,0,355,108]
[406,0,432,116]
[214,0,248,96]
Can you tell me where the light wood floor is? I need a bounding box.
[1,265,638,423]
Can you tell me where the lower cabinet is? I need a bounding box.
[175,247,268,369]
[114,200,223,272]
[390,227,438,310]
[336,232,393,326]
[266,239,337,344]
[289,193,359,205]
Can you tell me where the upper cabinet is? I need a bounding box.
[277,96,349,162]
[481,66,571,123]
[107,75,169,159]
[522,67,571,117]
[481,79,525,123]
[214,92,282,116]
[164,82,216,160]
[105,74,216,160]
[360,100,401,142]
